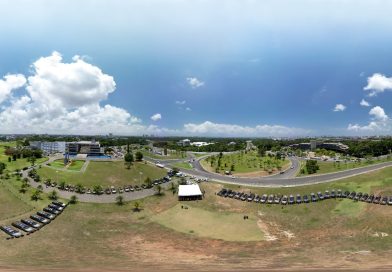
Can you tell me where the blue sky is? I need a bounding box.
[1,0,392,137]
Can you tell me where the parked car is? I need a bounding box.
[260,194,267,203]
[248,194,255,202]
[0,226,23,238]
[281,195,288,205]
[44,207,60,215]
[348,191,356,199]
[388,196,392,205]
[21,219,41,229]
[37,211,55,220]
[303,195,309,203]
[324,191,330,199]
[254,195,260,203]
[381,196,388,205]
[49,204,63,211]
[311,193,317,202]
[343,191,350,198]
[360,193,369,202]
[354,192,362,201]
[30,214,50,224]
[366,194,374,203]
[52,201,67,208]
[274,195,281,204]
[296,194,302,204]
[267,194,274,204]
[289,195,295,204]
[373,195,381,204]
[330,190,336,198]
[317,192,324,201]
[12,221,35,233]
[337,189,342,198]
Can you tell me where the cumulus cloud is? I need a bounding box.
[360,99,370,107]
[186,77,204,88]
[364,73,392,96]
[347,106,391,134]
[150,113,162,121]
[185,107,191,111]
[183,121,310,137]
[175,100,186,105]
[333,104,346,112]
[0,74,26,104]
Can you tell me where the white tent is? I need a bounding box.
[178,184,203,201]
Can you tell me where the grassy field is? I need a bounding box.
[37,161,167,187]
[172,161,193,169]
[298,157,392,176]
[153,203,263,241]
[202,151,289,175]
[0,163,392,270]
[139,149,186,160]
[48,159,85,171]
[0,142,48,172]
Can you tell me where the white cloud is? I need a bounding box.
[360,99,370,107]
[175,100,186,105]
[183,121,310,137]
[185,107,191,111]
[369,106,388,121]
[347,106,391,134]
[333,104,346,112]
[364,73,392,96]
[186,77,204,88]
[0,74,26,104]
[150,113,162,121]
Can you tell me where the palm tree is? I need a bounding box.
[58,181,66,190]
[75,183,83,194]
[116,195,124,206]
[48,190,58,200]
[69,195,78,204]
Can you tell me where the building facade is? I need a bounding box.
[30,141,66,154]
[66,141,103,156]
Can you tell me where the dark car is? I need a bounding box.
[373,195,381,204]
[254,195,260,203]
[296,194,302,204]
[354,192,362,201]
[0,226,23,238]
[248,194,255,202]
[360,193,369,202]
[240,194,248,201]
[337,189,342,198]
[49,204,63,211]
[52,201,67,208]
[260,194,267,203]
[281,195,288,205]
[289,195,295,204]
[317,192,324,201]
[366,194,374,203]
[348,191,356,199]
[267,194,274,204]
[30,214,50,224]
[234,192,241,199]
[12,221,35,233]
[44,207,60,215]
[388,196,392,205]
[381,196,388,205]
[311,193,317,202]
[21,219,42,229]
[303,195,309,203]
[330,190,336,198]
[37,211,55,220]
[217,189,226,196]
[324,191,330,199]
[343,191,350,198]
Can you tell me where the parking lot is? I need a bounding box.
[0,201,68,239]
[217,188,392,206]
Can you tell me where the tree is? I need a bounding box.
[69,195,78,204]
[75,183,84,194]
[230,164,235,172]
[144,177,151,186]
[116,195,124,206]
[124,152,134,169]
[93,185,103,194]
[37,184,43,192]
[58,181,66,190]
[31,189,41,201]
[133,201,140,212]
[8,157,11,163]
[19,183,28,194]
[48,190,58,200]
[305,160,319,174]
[135,151,143,161]
[155,184,162,195]
[0,162,6,175]
[29,155,36,166]
[170,182,177,195]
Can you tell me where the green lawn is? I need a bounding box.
[298,157,392,176]
[172,162,193,169]
[0,182,34,221]
[139,149,186,160]
[202,151,289,174]
[37,161,167,187]
[152,203,264,241]
[68,160,85,171]
[48,159,85,171]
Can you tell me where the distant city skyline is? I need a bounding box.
[0,0,392,137]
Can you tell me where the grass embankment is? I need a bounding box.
[172,162,193,170]
[201,151,289,175]
[38,161,167,187]
[298,157,392,176]
[48,159,85,171]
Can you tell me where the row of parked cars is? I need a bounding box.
[217,188,392,206]
[0,201,67,239]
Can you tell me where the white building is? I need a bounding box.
[178,184,203,201]
[30,141,66,154]
[177,139,191,147]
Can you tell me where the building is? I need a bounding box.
[246,140,255,151]
[177,139,191,147]
[66,140,103,156]
[178,184,203,201]
[289,142,349,152]
[190,142,213,147]
[30,141,66,154]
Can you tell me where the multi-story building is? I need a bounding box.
[66,141,103,156]
[30,141,66,154]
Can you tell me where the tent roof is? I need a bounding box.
[178,184,202,197]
